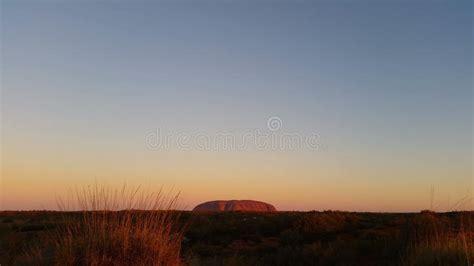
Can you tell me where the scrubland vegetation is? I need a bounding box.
[0,188,472,265]
[1,210,472,265]
[1,186,183,266]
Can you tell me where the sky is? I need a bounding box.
[1,0,472,211]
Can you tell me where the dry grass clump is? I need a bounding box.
[405,232,473,266]
[51,185,183,266]
[403,211,474,266]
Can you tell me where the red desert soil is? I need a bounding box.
[193,200,276,212]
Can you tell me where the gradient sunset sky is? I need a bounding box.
[1,1,472,211]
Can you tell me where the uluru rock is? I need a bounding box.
[193,200,276,212]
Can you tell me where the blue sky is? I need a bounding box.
[1,1,472,211]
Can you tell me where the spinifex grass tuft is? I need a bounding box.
[403,210,474,266]
[52,185,183,266]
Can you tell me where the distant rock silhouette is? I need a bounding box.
[193,200,276,212]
